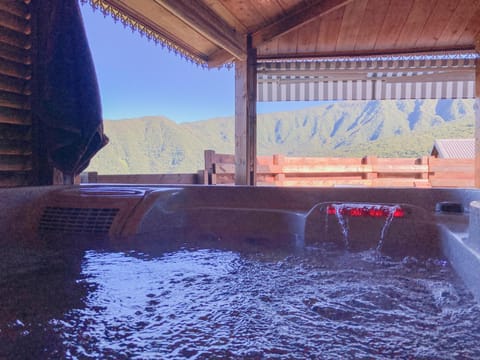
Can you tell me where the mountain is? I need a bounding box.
[86,99,475,174]
[89,116,206,174]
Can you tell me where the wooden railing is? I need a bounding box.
[203,150,475,188]
[80,172,201,185]
[81,150,475,188]
[428,157,475,188]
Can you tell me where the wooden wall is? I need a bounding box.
[0,1,33,187]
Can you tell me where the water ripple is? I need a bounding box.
[2,245,480,359]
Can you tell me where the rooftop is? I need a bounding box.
[431,138,475,158]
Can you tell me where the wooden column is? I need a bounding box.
[234,35,257,185]
[475,37,480,187]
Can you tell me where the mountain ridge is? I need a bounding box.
[87,99,475,174]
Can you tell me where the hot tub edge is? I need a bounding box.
[440,224,480,303]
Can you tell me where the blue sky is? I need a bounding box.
[80,3,320,123]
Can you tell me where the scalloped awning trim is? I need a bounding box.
[80,0,208,67]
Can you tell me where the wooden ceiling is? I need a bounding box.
[89,0,480,67]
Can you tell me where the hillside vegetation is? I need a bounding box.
[87,99,475,174]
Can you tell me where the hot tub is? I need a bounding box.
[1,185,479,358]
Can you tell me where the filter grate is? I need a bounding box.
[39,207,119,234]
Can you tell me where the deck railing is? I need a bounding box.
[81,149,475,188]
[80,172,201,185]
[203,150,474,187]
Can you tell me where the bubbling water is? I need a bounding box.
[2,242,478,359]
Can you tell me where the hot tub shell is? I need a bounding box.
[1,184,479,301]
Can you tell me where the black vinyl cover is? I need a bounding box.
[33,0,108,179]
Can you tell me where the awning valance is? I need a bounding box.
[257,54,477,101]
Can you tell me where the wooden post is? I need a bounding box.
[235,35,257,185]
[31,5,56,186]
[418,156,429,179]
[80,171,98,184]
[475,37,480,187]
[204,149,216,184]
[53,168,64,184]
[273,154,285,185]
[362,156,378,179]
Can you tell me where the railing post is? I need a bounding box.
[412,156,431,187]
[362,156,377,185]
[80,171,98,184]
[197,170,208,185]
[204,149,216,185]
[419,156,429,179]
[273,154,285,186]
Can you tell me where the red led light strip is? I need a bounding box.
[327,205,405,218]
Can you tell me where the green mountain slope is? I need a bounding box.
[87,99,475,174]
[89,116,205,174]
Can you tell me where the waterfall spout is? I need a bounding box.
[326,203,404,251]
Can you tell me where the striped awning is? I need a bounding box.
[257,54,477,101]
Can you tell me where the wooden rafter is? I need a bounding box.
[153,0,246,61]
[207,48,235,68]
[252,0,354,48]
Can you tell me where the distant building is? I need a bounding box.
[431,139,474,159]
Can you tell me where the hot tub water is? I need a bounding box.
[1,240,480,359]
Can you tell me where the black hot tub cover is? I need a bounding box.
[34,0,108,179]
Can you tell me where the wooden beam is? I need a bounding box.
[0,2,30,20]
[0,154,31,171]
[252,0,354,48]
[0,58,31,79]
[0,25,30,50]
[257,47,477,62]
[475,36,480,187]
[94,173,200,185]
[202,0,248,34]
[0,140,31,155]
[0,9,31,35]
[235,36,257,185]
[207,48,235,68]
[0,172,31,187]
[0,42,31,64]
[0,74,30,95]
[153,0,246,60]
[0,107,31,125]
[0,90,30,110]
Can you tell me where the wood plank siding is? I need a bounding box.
[0,0,32,187]
[256,0,480,60]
